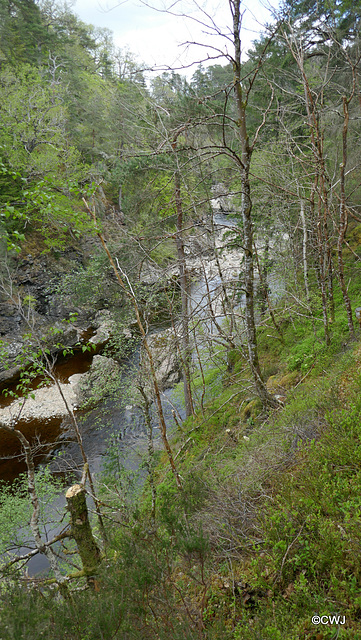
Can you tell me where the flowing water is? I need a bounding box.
[0,213,245,574]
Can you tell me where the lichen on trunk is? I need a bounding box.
[65,483,101,576]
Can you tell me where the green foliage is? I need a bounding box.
[2,0,361,637]
[0,66,67,173]
[244,398,361,634]
[54,253,118,308]
[0,468,63,561]
[0,65,94,251]
[0,159,28,251]
[0,0,54,66]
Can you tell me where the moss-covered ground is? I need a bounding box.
[1,238,361,639]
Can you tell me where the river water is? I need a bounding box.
[0,214,242,479]
[0,212,246,574]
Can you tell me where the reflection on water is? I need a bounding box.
[0,415,64,484]
[0,345,96,481]
[0,213,239,574]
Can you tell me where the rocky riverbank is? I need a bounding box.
[0,210,244,481]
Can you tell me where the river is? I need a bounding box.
[0,212,247,574]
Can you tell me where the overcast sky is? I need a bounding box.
[73,0,277,75]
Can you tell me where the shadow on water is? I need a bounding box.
[0,215,239,574]
[0,415,64,484]
[0,342,97,481]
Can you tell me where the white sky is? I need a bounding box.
[73,0,278,76]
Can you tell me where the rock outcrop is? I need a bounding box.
[0,380,78,426]
[146,328,182,391]
[72,354,120,408]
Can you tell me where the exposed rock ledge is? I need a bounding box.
[0,353,121,426]
[0,379,79,426]
[0,325,183,428]
[146,328,182,391]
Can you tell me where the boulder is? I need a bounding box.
[89,310,115,347]
[146,328,182,391]
[76,354,120,407]
[0,380,78,425]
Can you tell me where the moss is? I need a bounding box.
[267,369,300,391]
[150,238,177,266]
[278,369,300,388]
[240,397,263,421]
[347,222,361,250]
[266,373,281,390]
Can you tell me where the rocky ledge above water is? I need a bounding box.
[0,380,78,426]
[0,351,121,426]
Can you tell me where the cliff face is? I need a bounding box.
[0,238,95,385]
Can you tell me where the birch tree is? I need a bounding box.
[228,0,278,407]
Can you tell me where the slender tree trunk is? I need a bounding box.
[338,96,355,337]
[300,198,311,305]
[174,168,194,418]
[0,420,66,588]
[210,206,237,337]
[254,241,283,340]
[321,172,335,322]
[316,193,331,344]
[286,31,331,343]
[231,0,278,408]
[138,385,157,524]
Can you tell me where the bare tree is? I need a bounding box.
[172,132,195,418]
[225,0,279,407]
[84,198,183,491]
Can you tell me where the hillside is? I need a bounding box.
[1,1,361,638]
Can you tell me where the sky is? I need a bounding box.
[73,0,278,76]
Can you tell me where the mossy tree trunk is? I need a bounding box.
[231,0,278,408]
[66,484,101,576]
[174,161,194,419]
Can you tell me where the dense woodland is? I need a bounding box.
[1,0,361,638]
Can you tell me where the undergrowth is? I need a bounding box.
[1,272,361,639]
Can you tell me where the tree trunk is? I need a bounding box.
[254,241,283,340]
[231,0,278,408]
[66,483,101,576]
[174,168,194,418]
[300,198,311,305]
[338,96,355,337]
[285,30,331,344]
[0,420,66,588]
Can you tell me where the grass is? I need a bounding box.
[132,261,361,638]
[2,250,361,639]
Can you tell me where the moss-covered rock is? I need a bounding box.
[240,397,263,421]
[266,369,299,391]
[278,369,300,389]
[76,354,120,408]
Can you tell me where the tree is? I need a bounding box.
[0,0,55,66]
[176,1,279,406]
[226,0,278,407]
[281,0,361,44]
[139,1,280,407]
